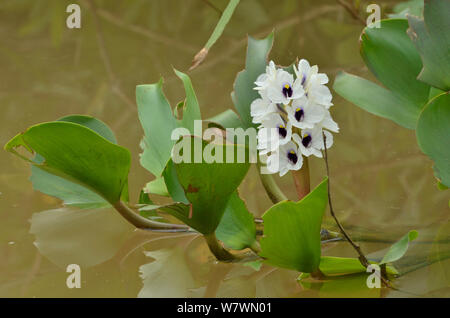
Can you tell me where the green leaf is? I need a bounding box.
[206,109,243,129]
[388,0,424,19]
[407,0,450,91]
[28,115,119,208]
[5,121,130,205]
[334,72,418,129]
[232,32,274,128]
[138,190,153,205]
[137,71,202,177]
[144,177,169,197]
[416,93,450,187]
[316,256,398,276]
[360,19,430,122]
[190,0,240,70]
[136,79,178,177]
[204,0,240,50]
[259,178,328,273]
[162,160,189,204]
[174,69,202,133]
[216,192,256,250]
[170,137,250,234]
[380,230,419,264]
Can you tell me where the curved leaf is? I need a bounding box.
[5,121,130,205]
[360,19,430,123]
[232,32,274,128]
[259,178,328,273]
[29,115,119,208]
[407,0,450,91]
[416,92,450,187]
[206,109,243,129]
[216,192,256,250]
[334,72,418,129]
[380,230,419,264]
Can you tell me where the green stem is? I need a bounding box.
[113,201,189,231]
[204,233,246,262]
[257,161,288,203]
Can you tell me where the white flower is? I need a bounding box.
[294,59,333,108]
[266,139,303,177]
[257,113,292,154]
[286,96,325,129]
[295,127,333,158]
[250,98,278,124]
[254,61,277,90]
[318,109,339,133]
[255,61,304,104]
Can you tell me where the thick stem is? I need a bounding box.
[204,233,244,262]
[257,161,288,203]
[291,156,311,200]
[113,201,189,231]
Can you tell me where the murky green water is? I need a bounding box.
[0,0,448,297]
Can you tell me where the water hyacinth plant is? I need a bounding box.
[3,0,449,293]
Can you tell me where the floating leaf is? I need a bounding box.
[407,0,450,91]
[232,32,274,128]
[416,93,450,187]
[5,121,130,205]
[259,178,328,273]
[216,192,257,250]
[380,230,419,264]
[315,256,398,276]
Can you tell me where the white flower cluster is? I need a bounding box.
[251,60,339,176]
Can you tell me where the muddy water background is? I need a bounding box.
[0,0,449,297]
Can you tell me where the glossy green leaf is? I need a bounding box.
[232,33,274,128]
[5,121,130,205]
[416,93,450,187]
[137,69,201,177]
[380,230,419,264]
[407,0,450,91]
[144,177,169,197]
[170,137,250,234]
[216,192,256,250]
[259,178,328,273]
[29,115,119,209]
[334,72,418,129]
[360,19,430,122]
[206,109,243,129]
